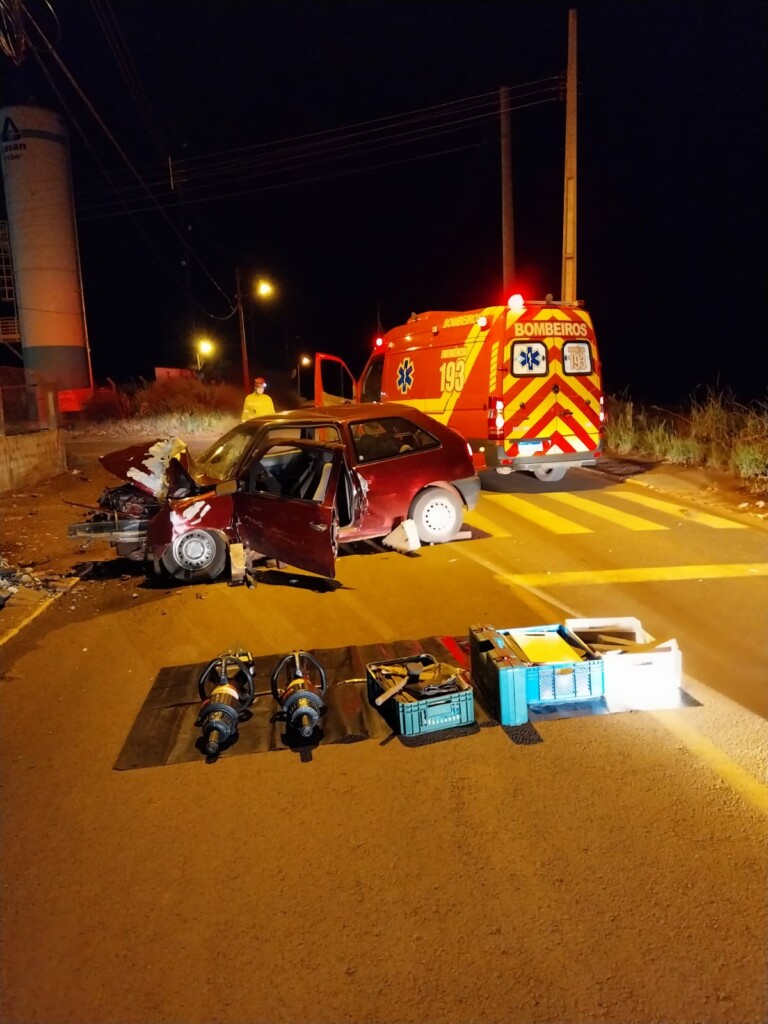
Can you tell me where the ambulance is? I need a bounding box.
[313,293,604,481]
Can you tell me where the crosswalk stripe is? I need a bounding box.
[484,493,592,534]
[463,509,512,538]
[607,488,747,528]
[542,492,667,531]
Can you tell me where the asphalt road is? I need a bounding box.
[1,450,766,1024]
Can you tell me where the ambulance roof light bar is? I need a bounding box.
[508,295,585,308]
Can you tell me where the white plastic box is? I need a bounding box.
[565,617,683,711]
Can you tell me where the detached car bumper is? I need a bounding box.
[68,517,150,559]
[453,474,481,511]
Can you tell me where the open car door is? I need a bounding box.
[233,440,345,578]
[313,353,358,406]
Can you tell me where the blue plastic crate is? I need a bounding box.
[469,624,604,725]
[469,625,529,725]
[500,624,604,704]
[366,654,475,737]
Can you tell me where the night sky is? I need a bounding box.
[2,0,766,404]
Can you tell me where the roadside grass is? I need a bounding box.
[605,392,768,489]
[71,380,768,489]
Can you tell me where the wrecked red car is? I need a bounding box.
[67,403,480,583]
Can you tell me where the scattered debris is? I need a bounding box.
[0,554,72,609]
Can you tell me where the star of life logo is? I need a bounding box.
[396,358,414,393]
[518,346,541,371]
[512,340,547,375]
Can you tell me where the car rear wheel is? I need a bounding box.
[532,465,568,483]
[161,529,228,583]
[409,487,463,543]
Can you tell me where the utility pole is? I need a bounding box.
[561,9,578,303]
[500,85,515,294]
[236,267,249,391]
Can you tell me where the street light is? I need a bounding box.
[196,337,214,371]
[297,354,312,401]
[236,269,277,391]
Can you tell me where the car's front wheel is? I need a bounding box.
[161,529,228,583]
[409,487,463,544]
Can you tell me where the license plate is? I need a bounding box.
[517,441,543,454]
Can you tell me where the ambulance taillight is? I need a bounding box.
[599,395,605,423]
[487,397,505,441]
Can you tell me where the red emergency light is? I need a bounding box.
[507,293,525,312]
[375,337,384,348]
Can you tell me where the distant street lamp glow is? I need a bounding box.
[297,354,312,399]
[196,337,215,370]
[237,270,278,389]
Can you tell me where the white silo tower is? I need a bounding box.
[0,105,92,412]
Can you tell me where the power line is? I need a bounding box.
[20,1,236,316]
[76,90,560,219]
[27,42,233,321]
[81,114,555,222]
[88,0,169,162]
[77,77,560,200]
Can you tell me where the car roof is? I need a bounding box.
[260,403,440,428]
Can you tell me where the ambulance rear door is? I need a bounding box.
[504,305,602,471]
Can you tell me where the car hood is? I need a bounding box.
[100,437,218,501]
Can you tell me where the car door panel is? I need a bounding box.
[234,446,344,578]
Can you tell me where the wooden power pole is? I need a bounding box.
[236,267,250,391]
[561,9,578,302]
[500,85,515,295]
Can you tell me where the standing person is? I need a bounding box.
[241,376,276,421]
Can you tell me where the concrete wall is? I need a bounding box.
[0,429,67,494]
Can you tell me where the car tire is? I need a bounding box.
[161,529,228,583]
[409,487,463,544]
[532,465,568,483]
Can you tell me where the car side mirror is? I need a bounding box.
[215,479,238,496]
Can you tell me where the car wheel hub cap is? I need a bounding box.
[424,498,456,533]
[174,531,214,570]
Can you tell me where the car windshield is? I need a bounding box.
[195,423,260,480]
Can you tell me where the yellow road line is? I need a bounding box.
[0,578,78,648]
[485,493,591,534]
[496,564,768,587]
[545,492,667,531]
[455,544,768,815]
[651,711,768,815]
[607,489,747,529]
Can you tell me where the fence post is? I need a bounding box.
[46,387,59,430]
